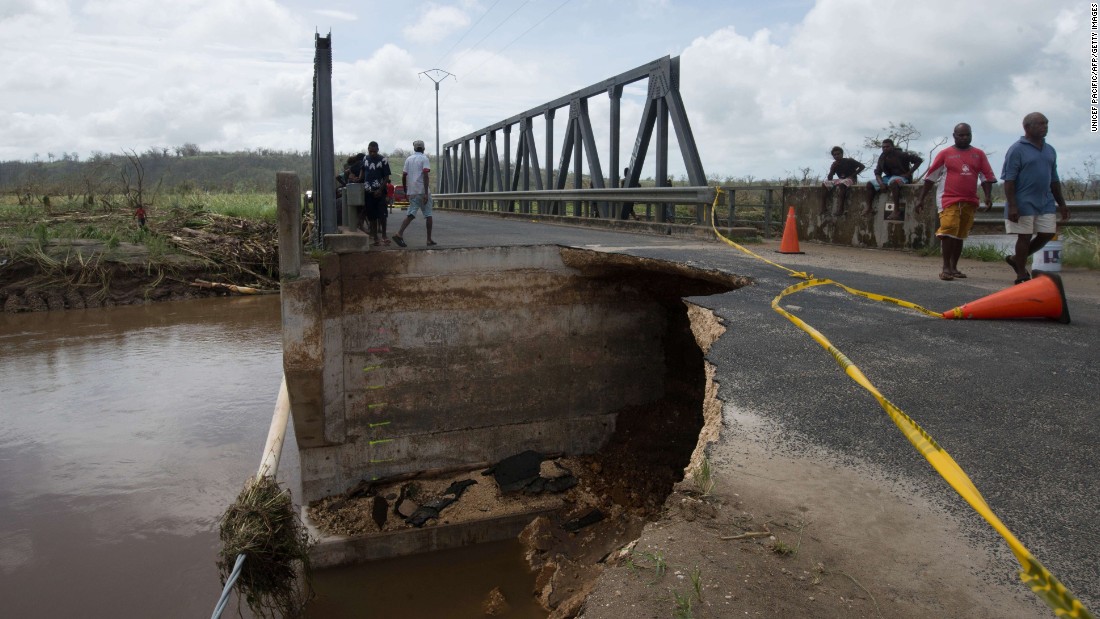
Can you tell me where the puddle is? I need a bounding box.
[305,539,547,618]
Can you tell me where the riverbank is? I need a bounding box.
[0,206,280,312]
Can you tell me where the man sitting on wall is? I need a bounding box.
[864,139,923,219]
[821,146,865,217]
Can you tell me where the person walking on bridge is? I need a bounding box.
[1001,112,1070,284]
[916,123,995,281]
[392,140,436,247]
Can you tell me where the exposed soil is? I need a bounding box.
[577,303,1050,619]
[0,211,281,312]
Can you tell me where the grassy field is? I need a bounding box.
[0,192,280,276]
[915,227,1100,270]
[0,191,276,218]
[0,192,277,241]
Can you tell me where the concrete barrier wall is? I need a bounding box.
[284,245,672,503]
[785,185,938,250]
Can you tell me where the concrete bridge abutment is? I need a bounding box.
[280,237,745,507]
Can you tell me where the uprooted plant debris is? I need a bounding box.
[1,206,282,312]
[217,475,313,619]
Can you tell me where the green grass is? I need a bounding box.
[1,192,278,223]
[672,590,694,619]
[960,242,1007,262]
[1062,227,1100,269]
[690,566,704,600]
[170,192,277,221]
[692,457,715,497]
[772,540,796,556]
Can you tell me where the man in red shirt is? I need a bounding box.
[917,123,996,281]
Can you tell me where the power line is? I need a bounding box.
[465,0,573,78]
[451,0,533,68]
[431,0,505,69]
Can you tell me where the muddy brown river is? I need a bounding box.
[0,297,289,617]
[0,296,545,618]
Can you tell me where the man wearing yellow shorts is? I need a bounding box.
[917,123,996,281]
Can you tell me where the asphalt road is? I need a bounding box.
[394,209,1100,611]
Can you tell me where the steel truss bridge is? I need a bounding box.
[439,56,707,220]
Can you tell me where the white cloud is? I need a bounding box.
[1,0,1095,182]
[402,3,471,41]
[313,8,357,21]
[673,0,1092,178]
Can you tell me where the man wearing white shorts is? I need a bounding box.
[392,139,436,247]
[1001,112,1070,284]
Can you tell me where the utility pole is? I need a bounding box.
[418,69,455,192]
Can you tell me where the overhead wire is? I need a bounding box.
[439,0,573,115]
[450,0,533,68]
[398,0,526,145]
[430,0,505,69]
[481,0,573,66]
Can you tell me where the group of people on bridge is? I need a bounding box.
[820,112,1070,283]
[336,139,436,247]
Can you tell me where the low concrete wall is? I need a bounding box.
[786,185,938,251]
[436,186,942,250]
[283,245,710,504]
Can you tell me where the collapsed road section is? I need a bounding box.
[282,243,743,612]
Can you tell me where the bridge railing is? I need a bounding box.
[435,185,796,236]
[435,190,1100,240]
[975,201,1100,226]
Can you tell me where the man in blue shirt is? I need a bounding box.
[1001,112,1070,284]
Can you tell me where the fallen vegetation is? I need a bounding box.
[0,194,283,312]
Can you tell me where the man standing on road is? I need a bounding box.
[865,139,923,219]
[1002,112,1070,284]
[392,140,436,247]
[916,123,996,281]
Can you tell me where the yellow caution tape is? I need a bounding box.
[710,188,1094,619]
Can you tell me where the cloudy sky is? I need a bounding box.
[2,0,1095,182]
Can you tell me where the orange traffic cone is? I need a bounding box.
[941,272,1070,323]
[776,206,804,254]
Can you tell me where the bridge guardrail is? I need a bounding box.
[974,201,1100,226]
[435,186,797,236]
[437,190,1100,234]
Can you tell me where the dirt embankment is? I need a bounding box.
[0,212,280,312]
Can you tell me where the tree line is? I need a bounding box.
[0,147,320,200]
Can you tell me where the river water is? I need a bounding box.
[0,297,291,618]
[0,297,546,618]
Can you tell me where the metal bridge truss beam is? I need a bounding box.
[441,56,706,220]
[310,32,336,240]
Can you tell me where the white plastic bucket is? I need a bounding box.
[1031,240,1063,272]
